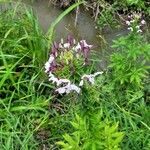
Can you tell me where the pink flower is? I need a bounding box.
[79,40,92,64]
[45,36,97,95]
[51,42,58,57]
[67,35,75,46]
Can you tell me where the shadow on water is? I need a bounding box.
[24,0,101,43]
[24,0,129,42]
[23,0,130,68]
[0,0,131,68]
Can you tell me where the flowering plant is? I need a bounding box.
[45,36,103,94]
[126,12,146,33]
[109,14,149,88]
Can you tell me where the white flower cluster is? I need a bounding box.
[46,71,103,94]
[48,72,81,94]
[126,14,146,33]
[45,36,103,94]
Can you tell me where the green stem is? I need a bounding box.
[46,1,85,49]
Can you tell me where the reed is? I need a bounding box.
[46,1,85,49]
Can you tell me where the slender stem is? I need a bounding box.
[46,1,85,49]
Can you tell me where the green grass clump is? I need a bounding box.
[0,3,52,149]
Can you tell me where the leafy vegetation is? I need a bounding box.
[87,0,150,28]
[0,1,150,150]
[57,114,124,150]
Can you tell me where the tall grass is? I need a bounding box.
[0,2,52,149]
[0,1,85,149]
[46,0,84,48]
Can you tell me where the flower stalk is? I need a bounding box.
[45,36,103,94]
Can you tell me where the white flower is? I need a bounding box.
[59,43,64,49]
[73,39,76,45]
[45,55,55,73]
[128,15,131,19]
[55,83,80,94]
[49,73,59,84]
[88,76,95,84]
[66,84,81,94]
[141,19,146,25]
[81,74,95,84]
[57,79,70,86]
[55,87,66,94]
[137,29,142,33]
[79,80,84,86]
[63,43,70,49]
[126,21,131,26]
[61,38,64,44]
[94,71,103,76]
[73,42,81,52]
[48,55,54,63]
[49,73,72,86]
[45,61,51,73]
[127,27,133,32]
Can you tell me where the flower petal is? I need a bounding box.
[55,87,66,94]
[79,80,84,86]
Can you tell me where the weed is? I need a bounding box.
[57,113,124,150]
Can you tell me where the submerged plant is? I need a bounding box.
[45,36,103,94]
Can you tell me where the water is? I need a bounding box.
[24,0,102,43]
[23,0,130,66]
[1,0,129,46]
[0,0,129,68]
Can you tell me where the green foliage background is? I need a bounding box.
[0,0,150,150]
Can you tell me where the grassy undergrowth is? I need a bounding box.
[0,1,150,150]
[0,3,51,149]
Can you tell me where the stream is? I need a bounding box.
[24,0,130,68]
[24,0,128,42]
[1,0,130,68]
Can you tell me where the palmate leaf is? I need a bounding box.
[128,67,148,86]
[82,140,104,150]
